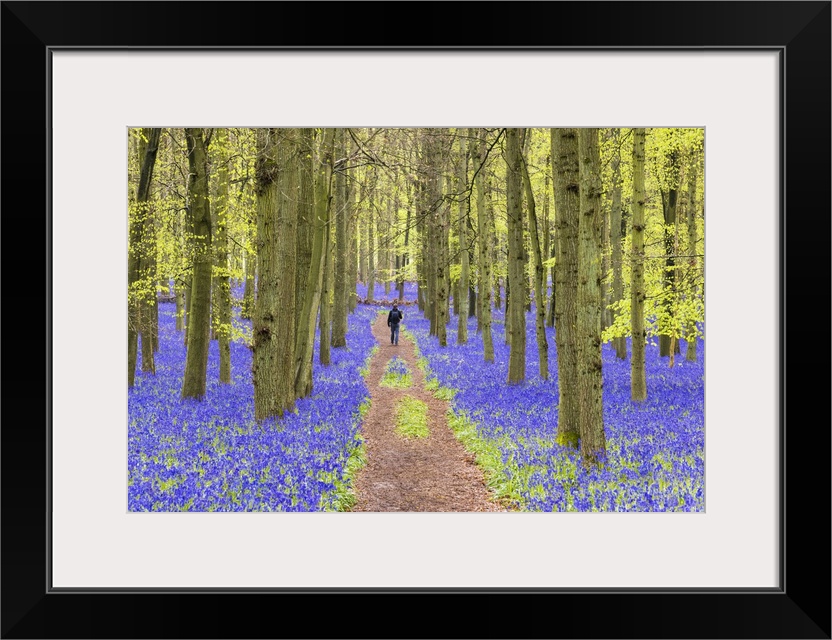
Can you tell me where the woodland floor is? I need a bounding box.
[350,312,511,512]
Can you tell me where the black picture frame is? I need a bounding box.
[3,2,829,638]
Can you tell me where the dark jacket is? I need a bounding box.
[388,307,403,326]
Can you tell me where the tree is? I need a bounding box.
[505,128,526,384]
[292,129,318,399]
[331,128,349,348]
[212,128,232,384]
[295,128,335,398]
[609,128,627,360]
[685,147,701,362]
[472,129,494,362]
[181,128,213,400]
[577,128,606,465]
[456,131,470,345]
[551,128,580,447]
[520,130,548,380]
[366,176,376,304]
[319,181,334,366]
[252,128,299,420]
[657,130,683,358]
[128,127,161,387]
[630,128,648,401]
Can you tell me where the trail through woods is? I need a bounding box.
[350,312,510,512]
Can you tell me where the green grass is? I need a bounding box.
[395,395,430,439]
[379,356,412,389]
[446,410,520,509]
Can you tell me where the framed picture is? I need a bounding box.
[4,1,829,638]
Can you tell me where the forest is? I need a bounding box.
[128,126,704,513]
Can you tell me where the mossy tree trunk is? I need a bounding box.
[456,132,469,344]
[610,128,627,359]
[506,128,526,384]
[181,128,213,400]
[685,150,700,362]
[367,181,375,303]
[252,128,299,420]
[577,128,606,466]
[659,143,682,358]
[543,171,555,328]
[294,128,315,355]
[331,128,349,348]
[552,128,581,447]
[432,133,450,347]
[348,175,358,314]
[520,132,548,381]
[212,128,232,384]
[128,127,161,387]
[630,128,648,401]
[241,249,255,320]
[295,127,335,398]
[292,129,318,399]
[320,204,333,365]
[471,129,494,362]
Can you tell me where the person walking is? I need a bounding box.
[387,302,403,345]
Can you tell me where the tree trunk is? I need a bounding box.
[213,128,232,384]
[686,151,700,362]
[457,134,469,344]
[577,128,606,466]
[183,277,192,346]
[472,129,494,362]
[631,128,648,401]
[520,138,548,381]
[291,129,318,398]
[252,128,299,420]
[552,128,581,447]
[294,128,315,347]
[610,129,627,359]
[181,128,213,400]
[348,180,358,313]
[660,186,679,358]
[331,128,349,348]
[367,190,375,303]
[359,181,368,286]
[128,127,161,387]
[398,191,409,302]
[241,249,255,320]
[295,128,335,399]
[320,205,333,365]
[543,171,554,328]
[506,128,526,384]
[434,138,449,347]
[174,278,184,331]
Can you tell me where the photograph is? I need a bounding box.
[127,126,706,514]
[2,0,828,637]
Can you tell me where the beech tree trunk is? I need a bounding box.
[181,128,213,400]
[252,128,299,420]
[128,127,161,387]
[686,151,700,362]
[472,129,494,362]
[610,129,627,359]
[552,128,581,447]
[631,128,648,401]
[320,209,333,365]
[331,128,349,348]
[456,134,469,344]
[577,128,606,466]
[212,128,232,384]
[520,136,548,381]
[295,128,335,398]
[506,128,526,384]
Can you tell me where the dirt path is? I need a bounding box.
[350,312,509,512]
